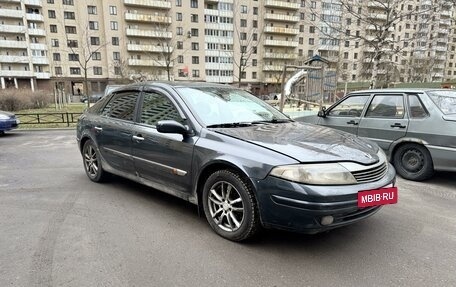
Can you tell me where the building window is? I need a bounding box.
[241,5,247,13]
[113,52,120,60]
[47,0,54,3]
[63,0,74,5]
[191,14,198,23]
[309,38,314,45]
[89,21,99,30]
[112,37,119,46]
[90,37,100,45]
[110,21,118,30]
[64,11,75,19]
[252,72,257,79]
[92,52,101,60]
[191,42,199,50]
[48,10,56,18]
[309,26,315,33]
[65,26,76,34]
[192,56,199,64]
[93,67,102,75]
[240,33,247,40]
[109,6,117,15]
[240,19,247,27]
[55,67,62,75]
[87,5,97,14]
[114,66,121,75]
[67,40,78,47]
[191,28,199,37]
[53,53,60,61]
[50,25,57,33]
[252,59,257,66]
[192,70,200,77]
[70,67,80,74]
[241,72,246,79]
[51,39,59,47]
[176,0,182,6]
[176,12,182,21]
[176,27,183,35]
[253,7,258,15]
[177,55,184,63]
[68,53,79,61]
[177,41,183,49]
[190,0,198,8]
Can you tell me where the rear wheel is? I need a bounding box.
[202,170,260,242]
[82,139,108,182]
[393,143,434,181]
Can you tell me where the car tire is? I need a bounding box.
[82,139,108,182]
[393,143,434,181]
[202,170,260,242]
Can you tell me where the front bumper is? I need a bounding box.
[253,163,396,234]
[0,118,19,132]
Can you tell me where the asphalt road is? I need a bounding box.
[1,129,455,287]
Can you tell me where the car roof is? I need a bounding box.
[113,81,240,91]
[350,88,451,94]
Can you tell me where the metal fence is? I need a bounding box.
[15,112,82,127]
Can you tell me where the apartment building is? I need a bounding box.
[0,0,454,96]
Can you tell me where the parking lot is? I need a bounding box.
[1,129,455,286]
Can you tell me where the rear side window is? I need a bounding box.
[328,95,369,117]
[140,92,183,126]
[101,92,139,121]
[365,95,404,118]
[408,95,428,118]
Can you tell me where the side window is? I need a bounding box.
[408,95,428,118]
[140,92,183,126]
[101,92,138,121]
[365,95,404,118]
[328,95,369,117]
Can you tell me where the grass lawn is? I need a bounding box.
[16,103,87,129]
[17,103,87,114]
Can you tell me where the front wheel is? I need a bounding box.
[393,143,434,181]
[82,139,108,182]
[202,170,260,242]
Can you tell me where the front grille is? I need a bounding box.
[351,162,388,183]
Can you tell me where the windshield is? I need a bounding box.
[427,90,456,115]
[176,87,290,126]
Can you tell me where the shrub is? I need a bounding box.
[0,89,53,111]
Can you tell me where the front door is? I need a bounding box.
[131,89,195,195]
[358,94,409,151]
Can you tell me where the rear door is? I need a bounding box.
[95,90,140,174]
[318,94,371,135]
[358,93,409,151]
[131,88,195,195]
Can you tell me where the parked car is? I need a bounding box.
[295,89,456,181]
[76,82,397,241]
[80,93,103,103]
[0,110,20,135]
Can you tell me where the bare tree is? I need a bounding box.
[311,0,435,88]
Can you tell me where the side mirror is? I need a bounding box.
[317,107,327,118]
[156,120,193,136]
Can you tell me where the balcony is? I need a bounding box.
[264,77,283,84]
[28,28,46,36]
[440,19,451,26]
[123,0,171,9]
[367,13,387,21]
[263,52,297,60]
[440,10,452,17]
[204,9,233,18]
[264,26,299,35]
[435,46,447,52]
[0,40,28,49]
[26,13,44,22]
[24,0,42,6]
[0,55,29,63]
[126,28,172,38]
[0,8,24,18]
[30,43,47,50]
[35,72,50,79]
[127,44,173,53]
[0,70,34,77]
[264,13,299,22]
[206,76,234,83]
[264,0,300,10]
[318,45,340,51]
[128,59,172,67]
[32,57,49,65]
[263,65,285,72]
[264,39,298,47]
[125,13,172,24]
[204,36,233,45]
[205,63,234,70]
[367,1,387,9]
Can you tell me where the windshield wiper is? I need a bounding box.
[206,122,254,128]
[251,118,293,124]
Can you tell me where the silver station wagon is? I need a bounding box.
[296,89,456,181]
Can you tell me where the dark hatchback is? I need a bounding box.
[0,110,20,135]
[76,82,397,241]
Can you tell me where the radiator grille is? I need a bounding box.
[351,162,388,183]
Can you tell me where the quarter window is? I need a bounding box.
[408,95,427,118]
[140,92,183,126]
[102,92,139,121]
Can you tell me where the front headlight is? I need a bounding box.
[270,163,357,185]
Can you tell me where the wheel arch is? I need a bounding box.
[389,137,430,162]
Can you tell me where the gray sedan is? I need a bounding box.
[296,89,456,181]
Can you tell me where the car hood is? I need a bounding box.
[0,111,15,117]
[213,122,379,165]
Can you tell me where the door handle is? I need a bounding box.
[390,123,406,128]
[346,120,358,125]
[94,126,102,132]
[132,135,145,142]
